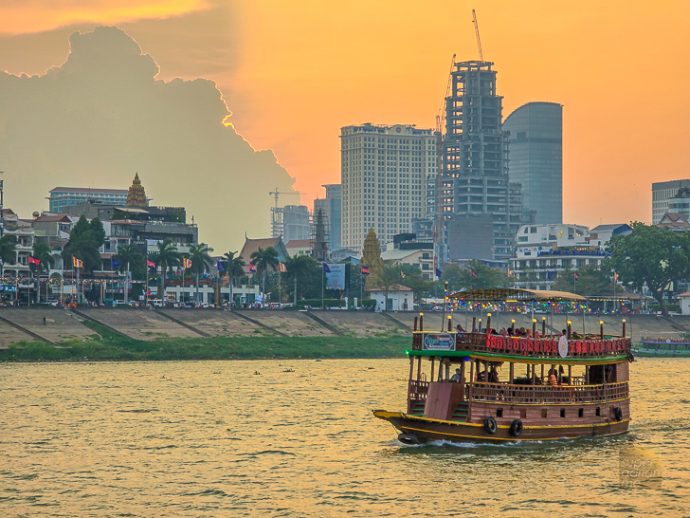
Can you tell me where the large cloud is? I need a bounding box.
[0,26,295,250]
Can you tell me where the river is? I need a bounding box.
[1,358,688,516]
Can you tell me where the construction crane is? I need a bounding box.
[268,187,300,209]
[436,53,456,134]
[472,9,484,61]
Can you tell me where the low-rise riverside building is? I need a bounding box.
[510,224,613,290]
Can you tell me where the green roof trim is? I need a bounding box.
[405,349,628,365]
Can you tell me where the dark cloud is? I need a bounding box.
[0,26,294,250]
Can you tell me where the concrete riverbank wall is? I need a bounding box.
[0,307,686,348]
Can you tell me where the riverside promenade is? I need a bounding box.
[0,307,686,348]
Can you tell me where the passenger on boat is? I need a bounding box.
[488,365,500,383]
[499,327,507,336]
[456,324,465,333]
[450,368,462,382]
[548,366,558,386]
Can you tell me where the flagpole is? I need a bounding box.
[145,252,149,308]
[125,260,130,305]
[321,263,325,310]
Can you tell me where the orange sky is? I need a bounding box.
[1,0,690,227]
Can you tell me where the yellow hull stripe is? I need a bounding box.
[374,410,630,430]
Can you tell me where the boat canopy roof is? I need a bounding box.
[449,288,586,302]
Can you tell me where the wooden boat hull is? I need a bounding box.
[373,410,629,444]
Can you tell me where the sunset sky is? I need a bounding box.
[1,0,689,230]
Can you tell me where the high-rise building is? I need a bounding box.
[652,180,690,223]
[49,186,128,213]
[323,184,342,251]
[281,205,311,243]
[439,60,522,262]
[341,123,437,251]
[503,102,563,224]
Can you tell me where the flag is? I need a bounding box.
[470,269,478,278]
[400,269,406,279]
[147,259,157,268]
[182,257,192,269]
[573,271,580,280]
[73,257,84,269]
[112,258,122,270]
[323,263,331,273]
[435,267,442,279]
[613,271,619,283]
[28,256,41,266]
[361,265,369,275]
[278,262,287,273]
[249,263,256,273]
[216,260,227,273]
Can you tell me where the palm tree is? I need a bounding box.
[222,251,246,307]
[115,243,140,303]
[32,243,55,304]
[250,246,279,294]
[189,243,214,304]
[151,239,179,300]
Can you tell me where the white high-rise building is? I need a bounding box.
[341,123,437,251]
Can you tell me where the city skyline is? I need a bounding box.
[0,1,689,248]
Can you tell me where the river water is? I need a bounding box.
[1,358,688,517]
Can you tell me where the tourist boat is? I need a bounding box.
[633,337,690,357]
[374,288,633,444]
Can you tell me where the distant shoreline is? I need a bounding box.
[0,335,407,363]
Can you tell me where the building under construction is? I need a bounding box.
[438,60,524,262]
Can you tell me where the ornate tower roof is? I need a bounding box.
[126,173,147,207]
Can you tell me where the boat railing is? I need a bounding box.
[411,331,631,358]
[469,381,629,404]
[408,379,430,401]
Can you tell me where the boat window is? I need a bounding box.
[541,409,547,418]
[520,409,527,419]
[595,407,601,416]
[560,408,566,418]
[496,408,503,417]
[578,408,584,418]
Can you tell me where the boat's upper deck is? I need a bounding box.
[410,330,631,363]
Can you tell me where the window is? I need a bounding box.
[541,409,548,418]
[595,407,601,416]
[578,408,584,418]
[560,408,566,418]
[520,409,527,419]
[496,409,503,418]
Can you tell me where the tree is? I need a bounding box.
[0,234,16,265]
[31,242,55,304]
[222,250,246,306]
[250,246,279,293]
[151,239,179,298]
[32,243,55,274]
[62,215,106,272]
[552,266,613,296]
[284,255,321,302]
[609,222,690,315]
[442,260,510,291]
[189,243,214,303]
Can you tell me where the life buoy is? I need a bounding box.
[483,416,498,434]
[613,407,623,421]
[509,419,524,437]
